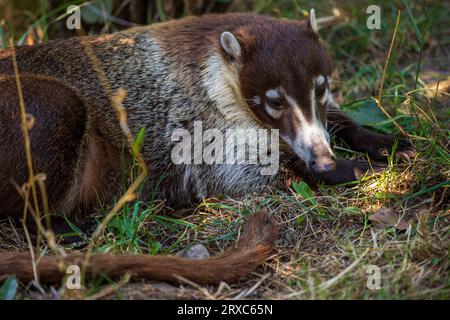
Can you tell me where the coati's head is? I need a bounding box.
[219,10,336,174]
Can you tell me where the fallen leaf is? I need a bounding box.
[425,76,450,98]
[368,208,410,230]
[342,99,387,127]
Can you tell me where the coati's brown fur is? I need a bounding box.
[0,75,123,216]
[0,12,414,286]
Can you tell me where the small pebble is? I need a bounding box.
[177,244,210,260]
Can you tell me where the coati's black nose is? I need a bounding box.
[308,156,336,174]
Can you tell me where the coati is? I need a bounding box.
[0,11,414,285]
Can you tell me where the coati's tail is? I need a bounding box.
[0,211,277,285]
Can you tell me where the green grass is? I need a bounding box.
[0,0,448,300]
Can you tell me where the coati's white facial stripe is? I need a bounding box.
[310,88,317,124]
[319,88,329,105]
[285,94,333,162]
[309,88,329,139]
[324,76,340,110]
[314,75,336,109]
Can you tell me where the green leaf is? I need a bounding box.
[431,257,440,266]
[402,0,422,43]
[296,214,306,225]
[0,25,7,49]
[133,127,146,155]
[0,276,18,300]
[39,0,48,42]
[155,0,167,22]
[342,99,387,126]
[344,206,360,215]
[404,180,450,201]
[153,215,196,229]
[292,181,316,206]
[17,31,29,46]
[149,241,161,255]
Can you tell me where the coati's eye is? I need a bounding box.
[265,89,284,109]
[316,83,326,98]
[314,75,328,100]
[266,96,284,109]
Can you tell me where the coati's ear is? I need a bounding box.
[307,8,319,34]
[220,31,242,61]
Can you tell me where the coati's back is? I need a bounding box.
[0,13,284,112]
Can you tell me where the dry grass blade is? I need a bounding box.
[374,9,408,137]
[73,29,149,284]
[9,38,65,285]
[80,89,149,282]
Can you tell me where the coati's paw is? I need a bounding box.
[364,133,415,163]
[316,159,386,185]
[353,160,387,179]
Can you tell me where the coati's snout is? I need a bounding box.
[305,144,336,174]
[286,110,336,174]
[219,10,336,174]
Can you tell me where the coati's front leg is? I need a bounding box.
[301,159,386,186]
[326,106,415,161]
[283,152,385,186]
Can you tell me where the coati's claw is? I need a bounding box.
[395,150,410,163]
[394,149,416,163]
[366,134,415,163]
[392,138,416,161]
